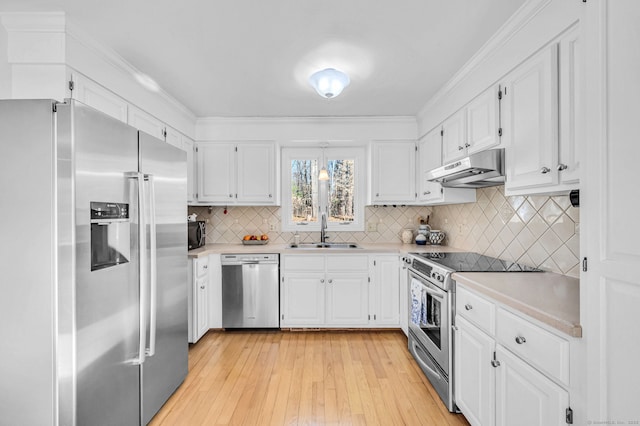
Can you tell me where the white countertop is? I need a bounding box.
[453,272,582,338]
[187,242,465,258]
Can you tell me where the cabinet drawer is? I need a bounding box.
[194,257,209,278]
[456,285,496,335]
[496,307,570,385]
[283,255,325,271]
[326,255,369,271]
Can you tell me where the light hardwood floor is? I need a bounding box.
[151,330,470,426]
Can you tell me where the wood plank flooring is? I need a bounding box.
[150,330,470,426]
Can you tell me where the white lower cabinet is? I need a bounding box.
[188,256,210,343]
[454,284,572,426]
[281,254,400,328]
[495,345,569,426]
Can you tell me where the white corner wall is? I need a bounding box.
[0,22,10,98]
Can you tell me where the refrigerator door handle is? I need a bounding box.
[128,171,147,365]
[145,173,157,357]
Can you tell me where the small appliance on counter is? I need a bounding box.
[188,220,206,250]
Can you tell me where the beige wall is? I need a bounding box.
[190,186,580,278]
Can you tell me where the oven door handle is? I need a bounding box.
[411,339,442,381]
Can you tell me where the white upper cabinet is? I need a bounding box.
[70,73,128,123]
[127,104,166,141]
[442,109,467,164]
[196,141,277,205]
[370,140,416,204]
[502,44,559,192]
[503,35,582,196]
[442,86,501,165]
[164,125,183,149]
[236,143,276,203]
[197,143,236,203]
[466,86,501,155]
[417,127,477,206]
[183,136,196,203]
[557,25,582,186]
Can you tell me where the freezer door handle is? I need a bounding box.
[146,173,157,357]
[127,171,147,365]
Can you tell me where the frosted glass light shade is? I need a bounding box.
[318,167,330,181]
[308,68,350,98]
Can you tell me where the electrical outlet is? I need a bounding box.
[367,222,378,232]
[269,223,277,232]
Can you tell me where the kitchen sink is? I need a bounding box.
[287,242,361,249]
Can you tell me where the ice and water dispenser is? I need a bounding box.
[90,201,131,271]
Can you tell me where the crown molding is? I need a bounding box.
[417,0,554,118]
[0,12,65,32]
[65,21,196,121]
[196,115,417,126]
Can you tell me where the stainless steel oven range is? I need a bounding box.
[406,251,541,412]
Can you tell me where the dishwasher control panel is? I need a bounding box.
[221,254,279,264]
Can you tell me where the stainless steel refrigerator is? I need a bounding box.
[0,99,188,425]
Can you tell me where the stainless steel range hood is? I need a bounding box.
[425,148,505,188]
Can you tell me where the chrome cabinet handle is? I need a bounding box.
[423,191,431,195]
[464,304,472,311]
[557,163,568,171]
[464,142,471,148]
[515,336,526,344]
[540,167,551,174]
[491,359,501,368]
[458,146,464,151]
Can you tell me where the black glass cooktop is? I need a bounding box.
[411,252,541,272]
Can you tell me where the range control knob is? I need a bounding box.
[437,274,444,282]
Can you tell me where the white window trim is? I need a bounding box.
[281,146,365,232]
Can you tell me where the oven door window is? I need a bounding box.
[410,277,442,350]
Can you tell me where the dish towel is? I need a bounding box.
[410,278,422,326]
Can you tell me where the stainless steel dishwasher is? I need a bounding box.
[221,254,280,328]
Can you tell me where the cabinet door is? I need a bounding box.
[326,273,369,326]
[236,142,276,204]
[418,127,444,203]
[399,257,409,336]
[281,273,325,326]
[455,316,495,426]
[495,345,569,426]
[164,126,183,150]
[195,277,209,341]
[182,136,196,203]
[71,73,128,123]
[127,105,165,141]
[557,26,582,186]
[370,141,416,203]
[503,45,559,192]
[442,109,467,163]
[467,86,500,154]
[196,143,235,203]
[371,256,399,326]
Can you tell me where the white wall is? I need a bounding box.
[0,23,10,98]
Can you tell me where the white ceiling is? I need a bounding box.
[0,0,527,118]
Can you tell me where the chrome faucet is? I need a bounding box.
[320,211,328,243]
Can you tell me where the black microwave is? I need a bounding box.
[187,221,206,250]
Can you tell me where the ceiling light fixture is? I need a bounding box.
[318,143,330,181]
[318,167,330,181]
[308,68,350,99]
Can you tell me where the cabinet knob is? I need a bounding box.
[229,194,233,198]
[557,163,568,171]
[491,359,501,368]
[268,194,273,198]
[464,304,472,311]
[376,193,379,197]
[328,279,333,284]
[423,191,431,195]
[464,142,471,148]
[458,146,464,151]
[540,167,551,174]
[320,279,325,283]
[203,265,208,269]
[200,285,205,290]
[515,336,526,344]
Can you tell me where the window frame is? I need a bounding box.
[281,146,365,232]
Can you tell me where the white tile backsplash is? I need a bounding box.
[429,186,580,277]
[188,185,580,278]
